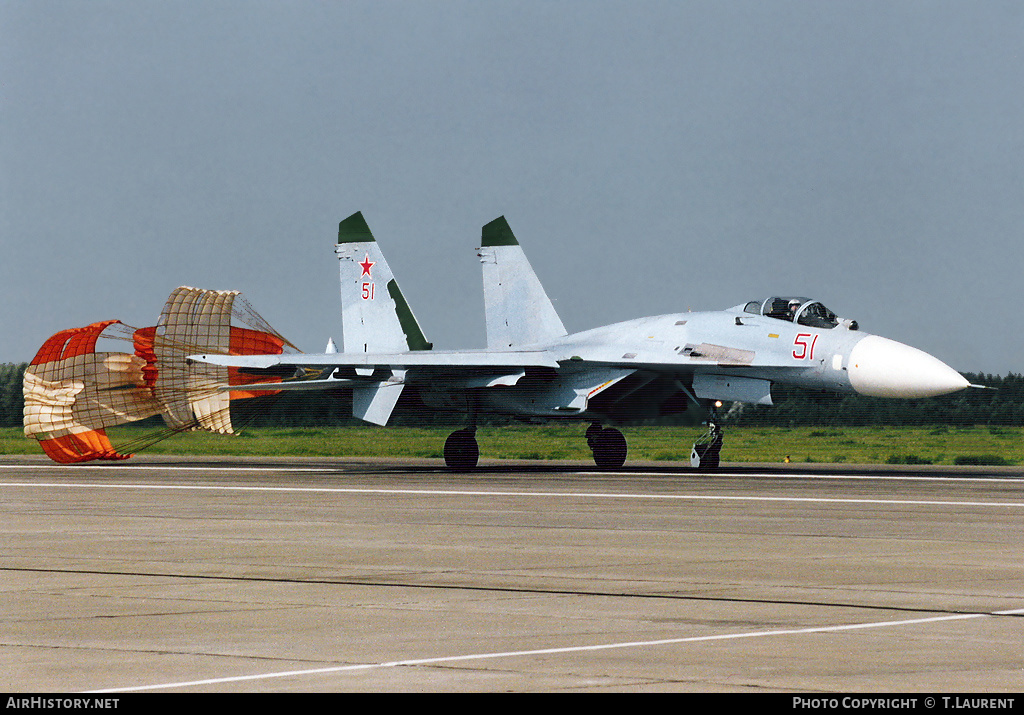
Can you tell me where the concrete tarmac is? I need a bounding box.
[2,455,1022,693]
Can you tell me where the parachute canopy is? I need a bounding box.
[23,320,163,463]
[24,287,296,463]
[153,287,294,434]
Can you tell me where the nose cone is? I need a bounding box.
[849,335,970,398]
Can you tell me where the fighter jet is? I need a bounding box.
[190,212,970,470]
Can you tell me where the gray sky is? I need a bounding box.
[2,1,1022,375]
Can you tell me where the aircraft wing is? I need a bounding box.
[189,349,559,371]
[189,349,565,425]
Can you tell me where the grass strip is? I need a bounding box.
[3,425,1021,466]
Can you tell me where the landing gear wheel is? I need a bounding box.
[590,427,627,469]
[690,422,723,471]
[444,428,479,470]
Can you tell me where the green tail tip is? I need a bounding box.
[338,211,375,244]
[481,216,519,247]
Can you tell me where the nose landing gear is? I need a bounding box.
[690,420,723,470]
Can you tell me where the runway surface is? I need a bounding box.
[2,455,1023,692]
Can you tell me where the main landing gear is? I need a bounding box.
[444,427,479,470]
[442,418,720,471]
[586,422,628,469]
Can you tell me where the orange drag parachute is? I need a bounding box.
[22,320,164,462]
[150,286,295,434]
[24,287,296,463]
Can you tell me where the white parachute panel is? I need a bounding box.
[154,287,237,434]
[23,353,162,438]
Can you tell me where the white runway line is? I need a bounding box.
[3,480,1024,508]
[586,470,1024,484]
[85,607,1024,693]
[0,463,339,473]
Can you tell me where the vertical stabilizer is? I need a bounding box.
[336,212,432,354]
[478,217,566,348]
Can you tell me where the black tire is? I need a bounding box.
[444,429,479,470]
[591,427,627,468]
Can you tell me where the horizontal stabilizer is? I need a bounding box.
[216,377,359,392]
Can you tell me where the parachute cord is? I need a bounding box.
[107,391,290,457]
[109,420,202,455]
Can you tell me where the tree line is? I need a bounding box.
[0,363,27,430]
[2,361,1022,430]
[728,372,1024,427]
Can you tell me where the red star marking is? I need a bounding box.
[359,254,375,277]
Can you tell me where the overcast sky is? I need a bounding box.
[2,1,1021,375]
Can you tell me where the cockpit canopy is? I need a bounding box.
[743,297,842,329]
